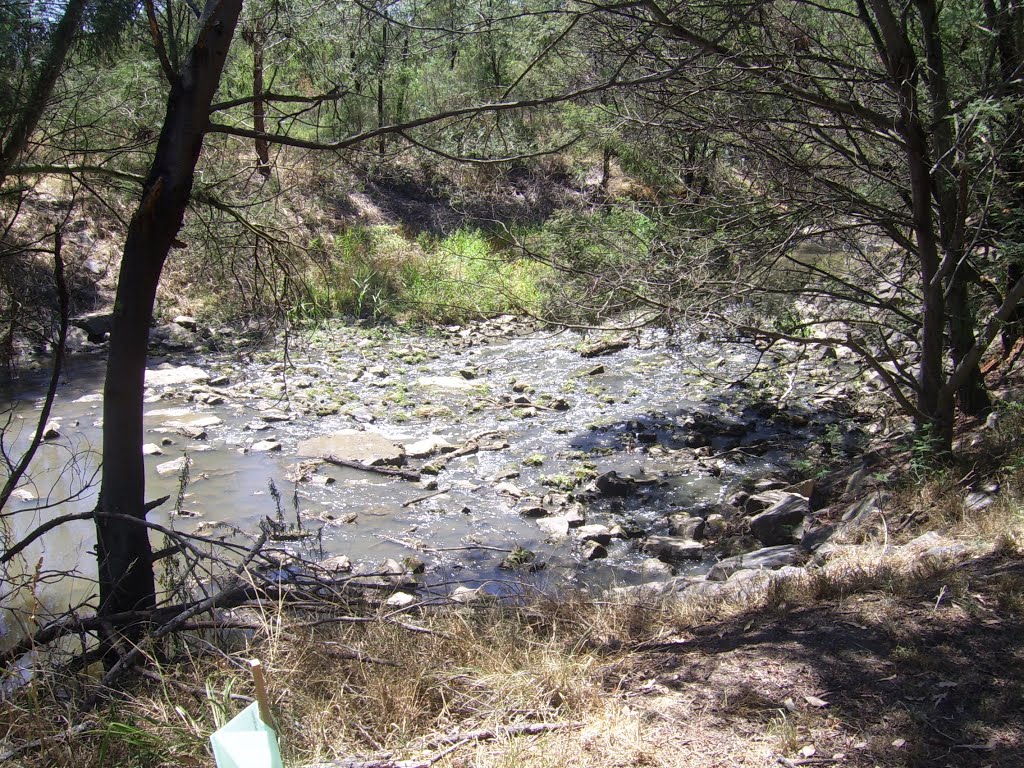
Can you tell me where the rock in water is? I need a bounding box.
[748,493,808,546]
[297,429,406,467]
[642,536,705,562]
[251,440,282,453]
[668,515,706,540]
[156,456,189,476]
[707,545,803,581]
[145,365,210,387]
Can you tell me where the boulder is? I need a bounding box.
[592,470,634,497]
[259,409,292,422]
[668,515,706,540]
[142,443,163,456]
[416,375,481,391]
[156,456,189,476]
[518,504,550,519]
[71,311,113,343]
[839,491,889,532]
[800,522,837,552]
[495,482,527,498]
[145,365,210,387]
[640,557,674,579]
[251,440,282,453]
[404,436,455,458]
[707,545,802,581]
[297,429,406,467]
[386,592,416,608]
[450,585,486,604]
[748,493,808,546]
[42,420,61,440]
[576,524,613,545]
[642,536,705,562]
[582,540,608,560]
[561,504,587,527]
[150,323,197,350]
[704,513,728,537]
[743,489,791,515]
[536,516,570,538]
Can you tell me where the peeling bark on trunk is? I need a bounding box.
[97,0,242,626]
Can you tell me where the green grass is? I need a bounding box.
[289,225,552,326]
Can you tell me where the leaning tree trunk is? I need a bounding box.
[96,0,242,624]
[0,0,89,188]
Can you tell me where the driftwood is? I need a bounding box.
[303,721,581,768]
[401,487,451,508]
[322,455,422,482]
[578,337,630,358]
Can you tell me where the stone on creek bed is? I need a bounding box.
[706,544,803,581]
[642,536,705,562]
[403,435,455,458]
[747,492,808,546]
[297,429,406,467]
[144,364,210,387]
[416,375,485,391]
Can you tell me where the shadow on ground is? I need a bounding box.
[611,553,1024,767]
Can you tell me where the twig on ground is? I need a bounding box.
[0,720,96,762]
[303,721,582,768]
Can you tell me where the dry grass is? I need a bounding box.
[3,528,1023,768]
[5,418,1024,767]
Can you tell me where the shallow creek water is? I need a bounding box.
[1,319,852,629]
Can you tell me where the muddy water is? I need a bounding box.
[1,319,851,631]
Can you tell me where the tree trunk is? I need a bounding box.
[377,23,388,157]
[0,0,88,188]
[243,20,272,178]
[947,269,991,416]
[914,0,991,418]
[867,0,953,452]
[97,0,242,625]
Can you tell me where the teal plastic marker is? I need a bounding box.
[210,660,283,768]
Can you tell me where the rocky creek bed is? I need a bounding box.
[3,314,889,610]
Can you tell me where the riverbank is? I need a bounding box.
[4,478,1023,767]
[3,395,1024,766]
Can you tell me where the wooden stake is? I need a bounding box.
[249,659,276,731]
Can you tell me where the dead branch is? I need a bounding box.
[322,456,422,482]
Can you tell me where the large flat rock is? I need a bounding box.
[416,375,484,391]
[707,545,802,581]
[145,365,210,387]
[642,536,705,562]
[297,429,406,467]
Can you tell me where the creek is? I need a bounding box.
[1,316,861,637]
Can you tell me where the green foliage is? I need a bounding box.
[289,225,551,326]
